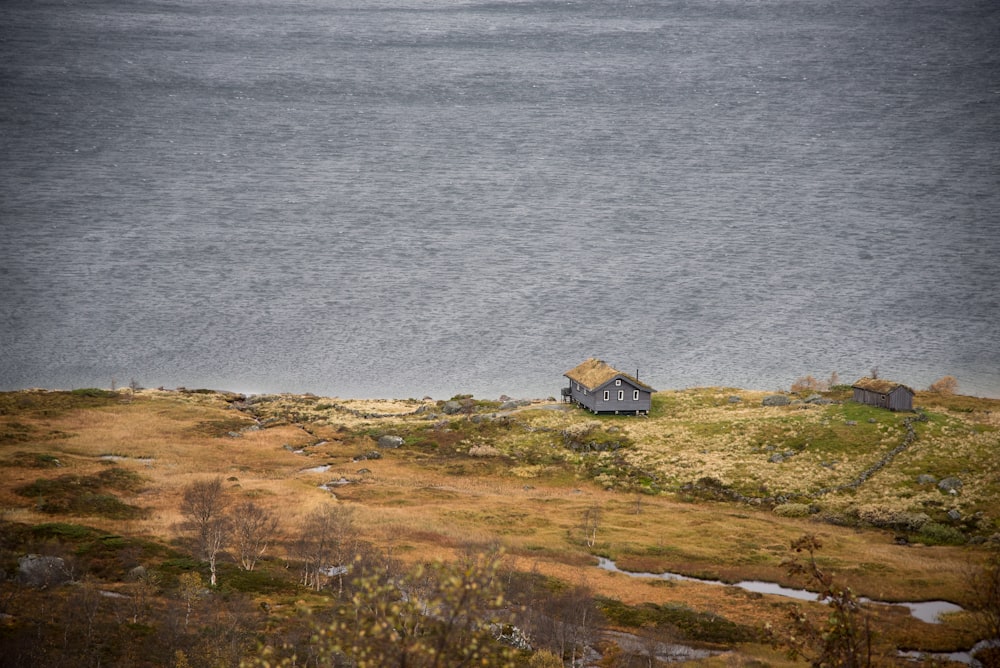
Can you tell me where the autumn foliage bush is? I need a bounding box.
[927,376,959,395]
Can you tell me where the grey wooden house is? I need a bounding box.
[851,377,915,411]
[563,358,654,415]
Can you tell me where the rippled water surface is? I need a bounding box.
[2,0,998,398]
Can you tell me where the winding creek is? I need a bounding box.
[595,558,992,665]
[597,558,963,624]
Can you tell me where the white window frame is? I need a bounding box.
[603,390,609,401]
[617,390,624,401]
[615,379,621,386]
[633,390,640,401]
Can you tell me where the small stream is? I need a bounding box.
[597,557,984,665]
[597,558,962,624]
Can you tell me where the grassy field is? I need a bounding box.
[1,386,997,666]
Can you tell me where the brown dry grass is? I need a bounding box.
[1,387,993,662]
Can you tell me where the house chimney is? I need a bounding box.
[636,369,640,380]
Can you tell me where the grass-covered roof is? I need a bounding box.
[564,358,654,391]
[851,377,914,394]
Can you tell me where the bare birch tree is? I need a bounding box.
[294,504,356,592]
[581,503,601,548]
[181,477,229,559]
[181,477,230,586]
[231,500,279,571]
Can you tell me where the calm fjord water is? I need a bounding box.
[2,0,998,399]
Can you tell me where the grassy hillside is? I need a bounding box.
[1,386,997,666]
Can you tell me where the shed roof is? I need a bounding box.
[851,377,914,395]
[565,358,654,391]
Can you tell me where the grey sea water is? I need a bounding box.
[1,0,998,399]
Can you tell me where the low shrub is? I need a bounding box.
[15,468,148,519]
[773,503,812,518]
[30,522,101,541]
[914,522,966,546]
[223,567,295,594]
[854,506,930,532]
[597,597,756,643]
[70,388,120,398]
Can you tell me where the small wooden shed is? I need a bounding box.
[563,358,654,415]
[851,377,914,411]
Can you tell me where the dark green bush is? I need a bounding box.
[223,567,295,594]
[597,597,756,643]
[914,522,967,546]
[15,469,148,519]
[30,522,101,541]
[70,388,120,398]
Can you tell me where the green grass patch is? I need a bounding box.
[69,388,120,399]
[913,522,967,546]
[30,521,103,541]
[222,565,297,594]
[15,467,148,519]
[0,389,123,418]
[597,597,758,643]
[1,450,65,467]
[191,417,257,437]
[159,556,201,573]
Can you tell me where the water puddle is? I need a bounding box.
[301,464,332,474]
[318,477,352,492]
[596,558,962,623]
[99,454,154,464]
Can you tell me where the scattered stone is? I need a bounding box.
[938,477,963,493]
[377,435,404,449]
[917,474,937,485]
[727,396,742,403]
[769,453,785,463]
[947,509,962,521]
[353,451,382,461]
[868,418,877,423]
[762,395,790,407]
[844,420,857,426]
[17,554,70,588]
[442,400,463,415]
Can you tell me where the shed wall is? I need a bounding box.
[567,378,651,414]
[853,387,913,411]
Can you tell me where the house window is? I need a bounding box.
[633,390,639,401]
[615,379,621,386]
[603,390,609,401]
[617,390,624,401]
